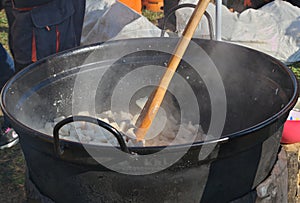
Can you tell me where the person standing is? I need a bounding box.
[0,0,86,149]
[0,0,18,149]
[0,43,18,149]
[3,0,86,71]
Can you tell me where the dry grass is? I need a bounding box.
[142,9,164,24]
[290,62,300,81]
[0,10,8,50]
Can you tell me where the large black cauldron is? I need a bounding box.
[1,38,298,202]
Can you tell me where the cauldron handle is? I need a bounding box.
[160,3,214,40]
[53,115,130,157]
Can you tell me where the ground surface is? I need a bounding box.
[0,7,300,203]
[0,142,26,202]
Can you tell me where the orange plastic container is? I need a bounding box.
[142,0,164,12]
[118,0,142,14]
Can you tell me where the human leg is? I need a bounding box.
[0,43,18,149]
[0,43,14,87]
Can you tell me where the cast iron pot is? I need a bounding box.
[1,38,298,202]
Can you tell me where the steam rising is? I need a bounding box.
[40,97,206,147]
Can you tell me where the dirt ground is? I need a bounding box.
[0,145,26,203]
[0,115,26,203]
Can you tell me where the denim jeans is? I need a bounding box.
[0,43,14,129]
[0,43,14,89]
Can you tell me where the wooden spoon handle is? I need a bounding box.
[135,0,211,140]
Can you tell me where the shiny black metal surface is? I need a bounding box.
[1,38,298,202]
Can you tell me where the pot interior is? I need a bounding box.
[1,38,297,145]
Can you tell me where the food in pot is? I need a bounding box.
[40,97,206,147]
[41,111,206,147]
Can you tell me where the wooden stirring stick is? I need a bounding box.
[135,0,211,141]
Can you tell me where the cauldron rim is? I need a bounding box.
[1,37,299,150]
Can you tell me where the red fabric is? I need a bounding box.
[13,7,34,11]
[56,26,60,53]
[244,0,252,7]
[31,30,37,62]
[281,120,300,144]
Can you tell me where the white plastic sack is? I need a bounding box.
[81,0,166,45]
[81,0,116,43]
[176,0,300,63]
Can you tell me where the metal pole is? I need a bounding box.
[216,0,222,41]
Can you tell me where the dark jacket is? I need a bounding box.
[12,0,53,8]
[5,0,85,71]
